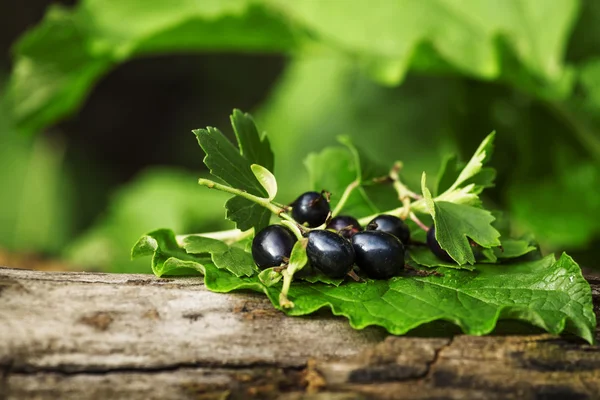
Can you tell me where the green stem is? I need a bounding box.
[331,180,359,217]
[357,199,428,226]
[279,270,294,308]
[390,162,414,219]
[176,229,253,245]
[198,178,281,213]
[280,221,305,240]
[198,178,309,233]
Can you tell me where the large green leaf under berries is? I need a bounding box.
[132,229,596,344]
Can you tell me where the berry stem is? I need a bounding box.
[280,220,305,240]
[357,199,428,227]
[331,180,359,217]
[176,229,253,245]
[279,269,295,308]
[390,161,414,219]
[198,178,279,212]
[198,178,309,233]
[409,212,430,232]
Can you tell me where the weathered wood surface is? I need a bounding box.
[0,267,599,400]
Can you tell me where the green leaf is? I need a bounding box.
[423,175,501,265]
[5,1,300,134]
[131,235,158,259]
[225,196,272,232]
[408,247,475,271]
[194,127,266,197]
[494,240,538,260]
[232,109,274,171]
[194,121,274,232]
[441,132,496,196]
[6,1,580,134]
[251,164,277,201]
[304,145,383,218]
[296,267,345,286]
[410,239,537,268]
[287,239,308,275]
[304,147,379,217]
[267,1,579,90]
[431,201,501,265]
[509,161,600,249]
[284,253,596,344]
[258,268,283,287]
[435,154,463,196]
[131,229,209,277]
[337,135,389,183]
[181,236,229,254]
[211,246,257,278]
[133,231,597,343]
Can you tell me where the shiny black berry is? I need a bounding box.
[351,231,405,279]
[326,215,362,239]
[252,225,297,270]
[306,230,355,278]
[291,191,330,227]
[426,226,452,262]
[366,215,410,244]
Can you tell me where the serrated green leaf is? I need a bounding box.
[131,235,158,259]
[134,229,211,277]
[495,240,538,259]
[296,270,345,286]
[225,196,272,232]
[440,132,496,196]
[232,109,274,171]
[211,246,257,277]
[408,246,475,271]
[435,154,463,196]
[194,127,266,197]
[133,232,597,344]
[431,201,501,265]
[181,235,229,254]
[283,253,596,344]
[251,164,277,200]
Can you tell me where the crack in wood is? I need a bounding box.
[422,336,453,381]
[4,361,306,377]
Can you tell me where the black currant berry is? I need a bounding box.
[326,215,362,239]
[366,215,410,244]
[426,226,452,262]
[252,225,297,270]
[291,191,330,227]
[351,231,405,279]
[306,230,355,278]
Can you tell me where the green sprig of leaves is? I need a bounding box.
[131,110,596,343]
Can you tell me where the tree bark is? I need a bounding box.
[1,267,599,399]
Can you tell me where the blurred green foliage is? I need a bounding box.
[0,86,74,254]
[66,169,233,273]
[1,0,599,271]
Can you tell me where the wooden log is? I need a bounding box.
[0,267,599,399]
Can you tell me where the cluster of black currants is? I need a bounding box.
[252,191,450,280]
